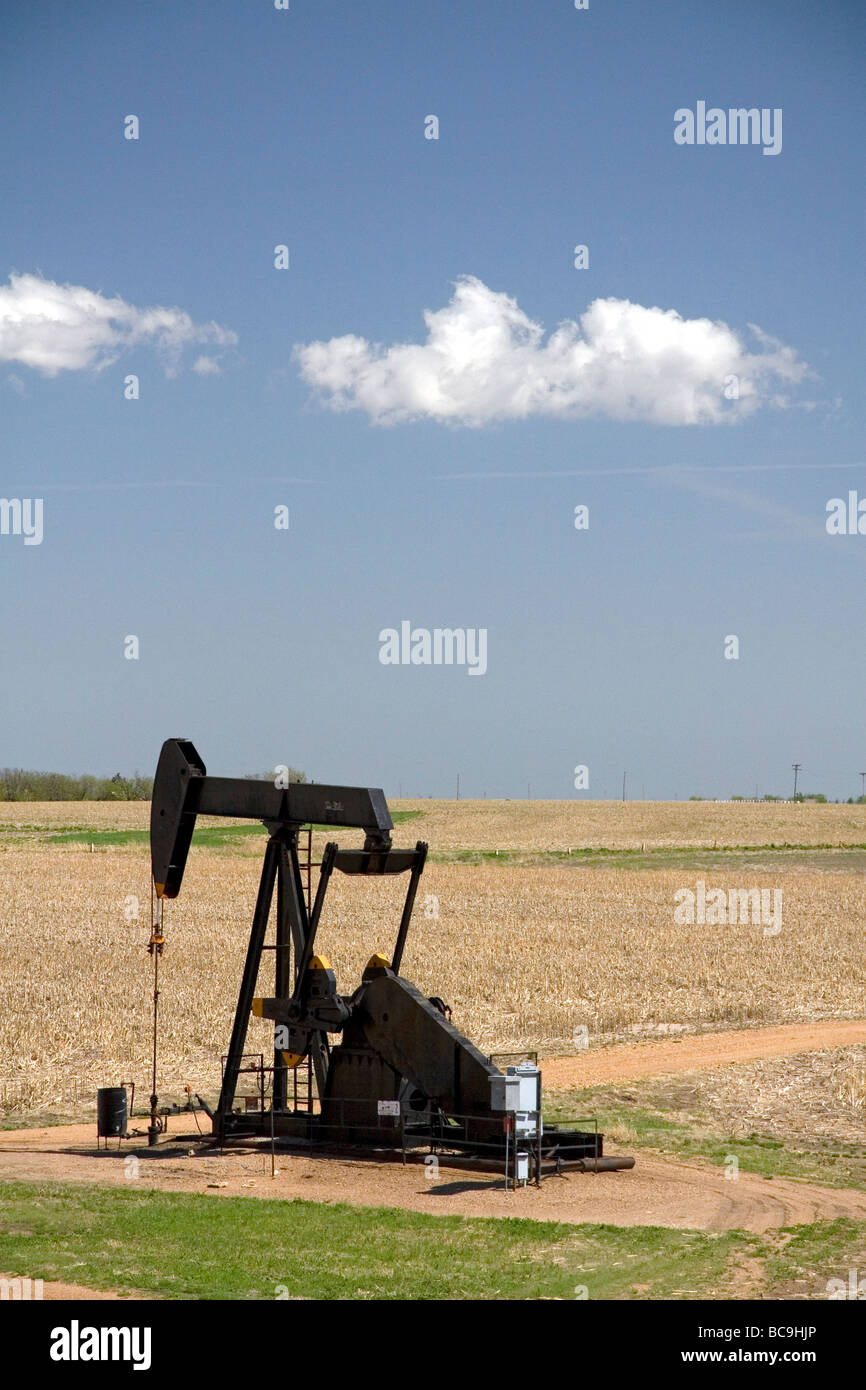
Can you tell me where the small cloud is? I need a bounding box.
[0,271,237,376]
[294,275,810,427]
[192,355,221,376]
[5,372,26,394]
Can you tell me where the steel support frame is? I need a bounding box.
[215,828,326,1136]
[213,835,428,1141]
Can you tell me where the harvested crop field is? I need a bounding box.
[2,798,866,1118]
[4,796,866,1314]
[4,796,866,849]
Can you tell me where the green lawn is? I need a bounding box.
[0,1179,753,1301]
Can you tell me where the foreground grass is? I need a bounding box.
[2,1180,864,1299]
[547,1090,866,1191]
[0,1180,752,1301]
[763,1219,866,1298]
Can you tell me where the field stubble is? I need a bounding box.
[3,796,866,848]
[1,824,864,1116]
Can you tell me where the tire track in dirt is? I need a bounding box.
[2,1124,866,1234]
[543,1018,866,1089]
[2,1021,865,1240]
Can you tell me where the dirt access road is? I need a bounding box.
[2,1019,865,1239]
[2,1124,865,1236]
[542,1018,866,1089]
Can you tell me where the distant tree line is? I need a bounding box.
[690,792,866,804]
[0,769,154,801]
[0,765,308,800]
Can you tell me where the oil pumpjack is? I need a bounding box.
[149,739,634,1180]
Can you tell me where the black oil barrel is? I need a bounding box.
[97,1086,127,1138]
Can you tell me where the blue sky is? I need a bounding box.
[1,0,864,799]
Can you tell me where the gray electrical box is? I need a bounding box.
[489,1062,541,1136]
[489,1072,521,1112]
[489,1063,542,1188]
[512,1062,540,1114]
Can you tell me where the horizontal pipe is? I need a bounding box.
[567,1156,635,1172]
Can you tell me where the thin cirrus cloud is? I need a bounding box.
[0,271,237,377]
[294,275,810,427]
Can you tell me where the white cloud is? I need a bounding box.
[192,355,222,376]
[0,272,237,376]
[293,275,809,426]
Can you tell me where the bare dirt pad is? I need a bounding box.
[543,1019,866,1089]
[3,1123,866,1236]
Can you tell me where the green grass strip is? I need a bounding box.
[0,1178,747,1301]
[547,1093,866,1191]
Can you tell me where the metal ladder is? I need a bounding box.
[290,825,316,1113]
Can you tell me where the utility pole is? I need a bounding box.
[792,763,802,797]
[622,771,627,802]
[456,773,460,801]
[859,771,866,800]
[527,782,531,799]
